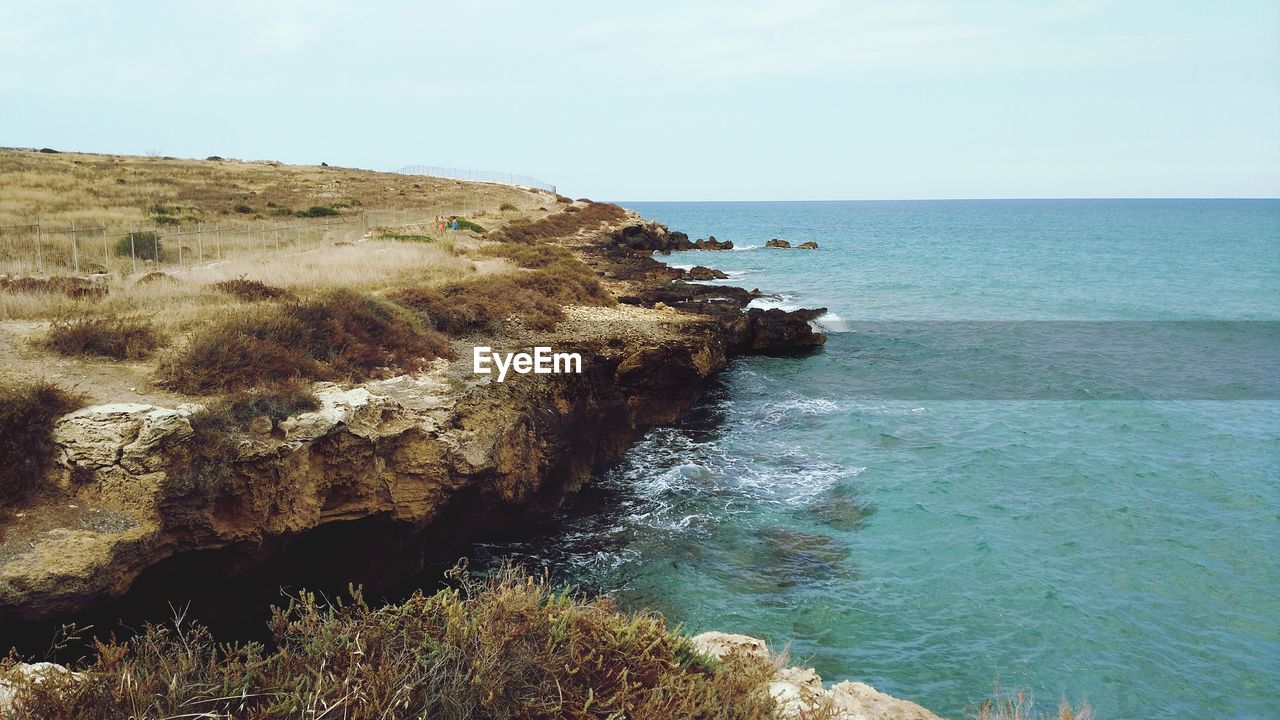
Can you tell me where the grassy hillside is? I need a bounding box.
[0,148,546,227]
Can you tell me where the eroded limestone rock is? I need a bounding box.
[691,631,942,720]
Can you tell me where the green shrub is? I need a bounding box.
[499,202,517,211]
[160,289,453,393]
[0,565,777,719]
[449,217,486,234]
[0,380,82,503]
[233,203,254,214]
[295,205,339,218]
[379,232,434,243]
[114,231,163,261]
[45,315,163,360]
[271,207,293,217]
[152,214,180,225]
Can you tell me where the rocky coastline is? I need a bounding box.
[0,211,824,625]
[0,208,949,718]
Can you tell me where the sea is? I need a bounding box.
[471,200,1279,718]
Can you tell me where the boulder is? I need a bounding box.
[766,239,791,248]
[693,236,734,250]
[685,265,729,281]
[690,632,942,720]
[746,308,828,354]
[691,631,769,661]
[797,241,819,250]
[0,663,83,713]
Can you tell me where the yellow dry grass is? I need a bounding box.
[0,149,564,404]
[0,148,553,228]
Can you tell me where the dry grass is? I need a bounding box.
[0,565,778,719]
[967,685,1094,720]
[393,254,615,335]
[0,239,475,324]
[159,289,454,393]
[44,314,163,360]
[0,379,82,503]
[211,277,297,302]
[0,148,553,229]
[491,201,627,244]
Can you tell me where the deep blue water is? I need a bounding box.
[479,200,1280,718]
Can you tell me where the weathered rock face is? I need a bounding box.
[611,225,733,253]
[797,241,819,250]
[691,632,942,720]
[766,238,792,248]
[0,213,826,625]
[685,265,729,281]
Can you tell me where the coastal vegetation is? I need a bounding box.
[0,379,82,502]
[0,567,778,719]
[44,314,162,360]
[158,289,453,393]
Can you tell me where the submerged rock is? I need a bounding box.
[797,241,819,250]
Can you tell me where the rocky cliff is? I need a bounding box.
[0,214,825,623]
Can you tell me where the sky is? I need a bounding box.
[2,0,1278,200]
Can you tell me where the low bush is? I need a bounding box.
[160,289,452,393]
[152,214,180,225]
[220,379,319,424]
[490,202,626,244]
[114,231,163,261]
[476,241,576,269]
[0,275,106,298]
[379,232,434,243]
[0,380,82,503]
[499,202,517,211]
[45,315,163,360]
[449,217,486,234]
[393,257,613,335]
[394,279,565,334]
[211,277,296,302]
[0,566,777,719]
[295,205,339,218]
[233,203,254,214]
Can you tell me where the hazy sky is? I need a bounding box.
[3,1,1278,200]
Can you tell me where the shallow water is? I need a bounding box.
[473,200,1280,718]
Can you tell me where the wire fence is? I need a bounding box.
[396,165,556,194]
[0,208,474,278]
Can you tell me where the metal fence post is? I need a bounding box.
[130,232,137,274]
[70,221,80,274]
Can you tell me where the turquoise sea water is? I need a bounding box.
[477,200,1280,718]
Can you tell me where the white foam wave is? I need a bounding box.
[813,312,850,332]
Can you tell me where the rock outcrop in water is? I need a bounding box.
[612,224,734,253]
[0,211,824,624]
